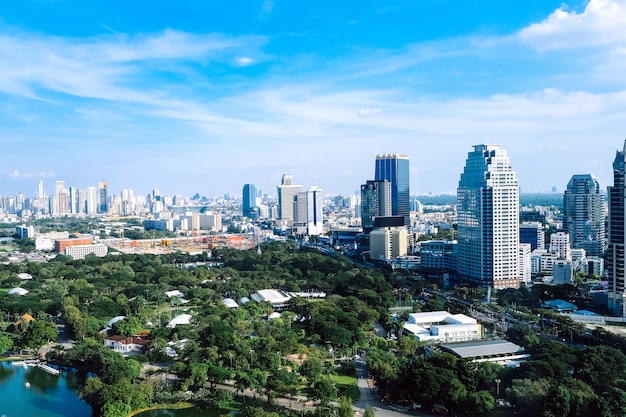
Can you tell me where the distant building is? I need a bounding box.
[54,236,93,254]
[438,340,529,366]
[457,144,519,289]
[242,184,259,219]
[15,225,34,239]
[552,260,573,285]
[277,174,302,221]
[360,180,392,232]
[370,227,408,261]
[549,232,571,261]
[563,174,606,257]
[520,222,545,251]
[98,181,108,214]
[419,240,457,272]
[375,154,410,228]
[64,244,108,260]
[519,243,532,285]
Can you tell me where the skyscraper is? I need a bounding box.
[607,141,626,315]
[277,174,302,221]
[563,174,606,257]
[293,186,324,236]
[375,154,410,228]
[98,181,108,214]
[457,144,519,289]
[242,184,259,219]
[360,180,392,232]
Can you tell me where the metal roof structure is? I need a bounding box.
[439,339,529,365]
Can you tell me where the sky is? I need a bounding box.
[2,0,626,199]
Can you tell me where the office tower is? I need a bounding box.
[293,186,324,236]
[242,184,259,219]
[98,181,108,214]
[37,180,45,199]
[519,222,545,251]
[563,174,606,257]
[375,154,410,228]
[360,180,392,232]
[277,174,302,221]
[607,141,626,315]
[457,144,519,289]
[86,187,98,214]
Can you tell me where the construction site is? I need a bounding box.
[104,233,258,255]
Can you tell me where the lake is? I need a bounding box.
[0,361,92,417]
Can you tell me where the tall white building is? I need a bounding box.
[86,187,98,215]
[370,227,408,261]
[293,186,324,236]
[457,144,520,289]
[277,174,303,221]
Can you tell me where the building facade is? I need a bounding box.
[375,154,410,228]
[563,174,606,257]
[360,180,392,232]
[607,141,626,315]
[242,183,259,219]
[277,174,302,221]
[457,144,520,289]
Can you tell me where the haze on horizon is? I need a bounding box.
[1,0,626,198]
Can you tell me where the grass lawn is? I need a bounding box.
[332,367,359,402]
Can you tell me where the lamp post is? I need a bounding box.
[229,352,234,370]
[495,379,501,399]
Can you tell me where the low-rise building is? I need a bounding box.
[402,311,480,343]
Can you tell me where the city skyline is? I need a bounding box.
[2,1,626,197]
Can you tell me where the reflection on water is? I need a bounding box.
[0,361,92,417]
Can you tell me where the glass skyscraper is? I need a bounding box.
[242,183,259,219]
[563,174,606,257]
[607,141,626,315]
[374,154,410,228]
[457,144,519,289]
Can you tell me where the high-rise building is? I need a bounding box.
[457,144,520,289]
[242,184,259,219]
[293,186,324,236]
[98,181,108,214]
[549,232,571,261]
[607,141,626,315]
[563,174,606,257]
[360,180,392,232]
[375,154,410,228]
[277,174,302,221]
[86,187,98,215]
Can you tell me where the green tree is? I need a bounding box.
[0,333,14,354]
[311,376,337,405]
[22,319,58,352]
[338,396,355,417]
[363,407,376,417]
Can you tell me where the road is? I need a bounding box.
[352,358,427,417]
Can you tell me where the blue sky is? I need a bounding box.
[1,0,626,198]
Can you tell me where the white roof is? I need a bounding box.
[165,290,185,299]
[17,273,33,280]
[407,311,476,325]
[268,312,282,320]
[8,287,29,296]
[108,316,127,326]
[223,298,239,308]
[167,314,192,328]
[251,289,291,304]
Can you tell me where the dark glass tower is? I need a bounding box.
[374,154,410,228]
[242,183,259,219]
[607,141,626,315]
[563,174,606,257]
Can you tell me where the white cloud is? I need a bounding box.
[519,0,626,51]
[236,57,253,66]
[9,170,55,179]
